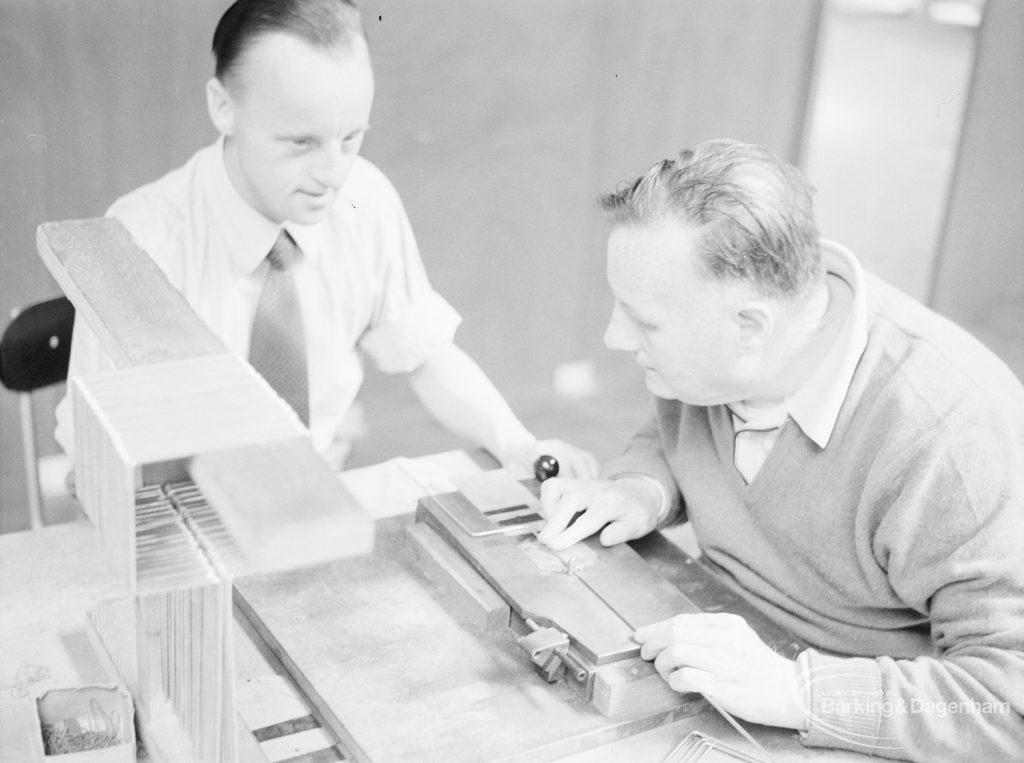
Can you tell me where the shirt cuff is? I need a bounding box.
[797,649,888,753]
[359,291,462,373]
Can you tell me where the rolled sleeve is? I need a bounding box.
[359,290,462,373]
[797,650,893,755]
[352,161,464,374]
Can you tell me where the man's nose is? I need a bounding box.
[313,144,348,188]
[604,311,634,352]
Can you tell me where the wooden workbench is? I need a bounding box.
[0,452,870,762]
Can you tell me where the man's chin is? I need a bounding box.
[641,372,703,405]
[287,192,336,224]
[288,206,331,226]
[641,371,672,399]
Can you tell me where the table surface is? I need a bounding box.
[0,452,871,763]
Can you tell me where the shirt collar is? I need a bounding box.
[785,239,869,449]
[285,220,325,266]
[728,399,788,430]
[205,136,325,275]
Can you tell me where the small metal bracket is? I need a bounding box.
[517,618,588,684]
[517,619,569,682]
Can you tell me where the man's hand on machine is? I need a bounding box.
[536,475,662,551]
[634,612,808,730]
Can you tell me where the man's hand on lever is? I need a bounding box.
[503,439,599,481]
[635,612,808,731]
[536,475,663,551]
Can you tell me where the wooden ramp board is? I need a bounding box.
[233,516,706,763]
[37,218,226,368]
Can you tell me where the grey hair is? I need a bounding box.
[600,140,823,298]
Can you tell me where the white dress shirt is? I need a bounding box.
[56,138,461,460]
[728,399,789,484]
[728,240,869,483]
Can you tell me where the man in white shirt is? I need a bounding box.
[57,0,596,477]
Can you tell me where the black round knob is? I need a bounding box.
[533,454,560,483]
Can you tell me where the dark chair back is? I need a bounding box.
[0,297,75,392]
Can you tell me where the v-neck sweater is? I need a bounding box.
[605,271,1024,760]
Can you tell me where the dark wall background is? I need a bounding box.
[359,0,822,378]
[1,1,228,527]
[1,0,823,524]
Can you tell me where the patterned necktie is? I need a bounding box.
[248,229,309,425]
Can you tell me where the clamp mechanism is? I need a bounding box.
[517,618,588,684]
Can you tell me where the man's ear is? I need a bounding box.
[206,77,235,136]
[735,301,773,352]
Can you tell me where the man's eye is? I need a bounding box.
[291,138,313,149]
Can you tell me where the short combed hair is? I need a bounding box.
[601,140,822,298]
[213,0,364,87]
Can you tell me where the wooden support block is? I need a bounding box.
[72,354,305,467]
[89,587,238,763]
[189,439,374,574]
[591,657,692,719]
[70,350,372,582]
[72,379,139,587]
[405,522,510,633]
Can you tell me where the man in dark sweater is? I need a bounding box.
[538,140,1024,760]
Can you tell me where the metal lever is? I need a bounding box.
[533,454,559,483]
